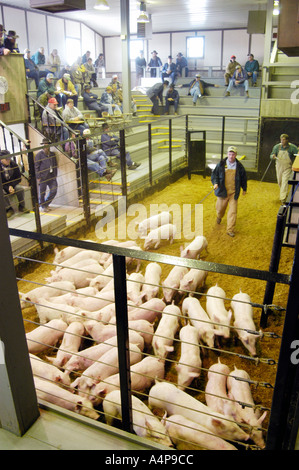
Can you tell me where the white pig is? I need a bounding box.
[34,376,99,420]
[148,382,250,442]
[63,331,144,375]
[19,280,76,309]
[138,211,172,237]
[103,390,173,447]
[126,272,144,305]
[176,324,201,390]
[143,224,177,250]
[35,299,81,324]
[179,268,208,297]
[84,319,154,348]
[127,298,166,323]
[69,289,115,312]
[91,356,165,405]
[180,235,208,259]
[53,246,86,264]
[205,359,241,422]
[29,354,70,385]
[46,263,104,289]
[162,266,189,303]
[152,303,180,359]
[140,262,162,302]
[164,415,237,451]
[54,250,103,271]
[227,367,267,449]
[231,291,260,356]
[46,321,85,368]
[182,296,215,348]
[88,263,114,290]
[206,285,232,339]
[26,319,68,354]
[71,343,142,397]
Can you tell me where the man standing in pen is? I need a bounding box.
[270,134,298,205]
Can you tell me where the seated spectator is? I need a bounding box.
[109,74,122,90]
[225,65,249,97]
[82,129,117,181]
[42,97,69,142]
[37,73,57,98]
[82,84,108,117]
[164,84,180,115]
[0,149,29,218]
[46,49,61,75]
[56,73,78,107]
[0,25,10,56]
[62,98,89,136]
[244,53,259,87]
[32,47,46,65]
[110,78,137,115]
[82,50,91,64]
[71,62,88,98]
[94,53,105,78]
[161,55,177,84]
[181,74,219,106]
[24,48,41,88]
[59,64,72,79]
[84,58,98,87]
[100,86,122,115]
[4,30,19,53]
[176,53,188,77]
[224,55,241,86]
[101,123,140,170]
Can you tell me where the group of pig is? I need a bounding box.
[19,212,263,450]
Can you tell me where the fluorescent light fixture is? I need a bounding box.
[94,0,109,10]
[273,0,280,15]
[137,1,149,23]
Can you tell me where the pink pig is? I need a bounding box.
[176,324,202,390]
[143,223,177,250]
[231,291,260,356]
[46,321,85,368]
[179,268,208,297]
[180,235,208,259]
[162,266,189,303]
[140,262,162,302]
[26,319,68,354]
[182,296,215,348]
[152,303,180,359]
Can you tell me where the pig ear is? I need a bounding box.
[257,410,267,424]
[54,247,59,254]
[211,417,226,430]
[165,346,174,352]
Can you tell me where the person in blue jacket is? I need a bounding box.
[211,146,247,237]
[244,53,259,87]
[161,56,177,84]
[148,50,162,78]
[225,65,249,97]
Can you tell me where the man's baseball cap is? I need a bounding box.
[46,73,54,80]
[0,25,6,33]
[83,129,91,135]
[48,97,58,104]
[24,48,30,53]
[227,146,237,153]
[196,73,201,78]
[231,55,236,59]
[63,73,71,80]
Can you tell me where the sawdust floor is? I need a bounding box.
[18,174,295,447]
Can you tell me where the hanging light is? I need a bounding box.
[94,0,110,11]
[273,0,280,16]
[137,1,149,23]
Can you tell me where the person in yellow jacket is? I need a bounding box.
[56,73,78,108]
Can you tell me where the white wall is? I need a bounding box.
[27,11,47,56]
[104,36,122,73]
[3,5,27,53]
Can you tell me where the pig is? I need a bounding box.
[127,298,166,323]
[69,289,115,312]
[205,359,241,422]
[84,319,154,348]
[164,415,237,450]
[46,321,85,368]
[137,211,172,237]
[178,268,208,297]
[227,367,267,449]
[91,356,165,405]
[143,224,177,250]
[71,343,142,397]
[140,262,162,302]
[152,303,180,359]
[34,376,99,420]
[46,263,104,289]
[103,390,173,447]
[180,235,208,259]
[231,291,260,356]
[53,246,87,264]
[103,246,143,272]
[88,263,114,290]
[148,382,250,442]
[126,272,144,305]
[101,241,140,268]
[29,354,70,385]
[206,285,232,339]
[80,302,116,323]
[176,324,201,390]
[19,280,76,309]
[35,299,81,325]
[162,266,189,303]
[54,250,103,271]
[26,319,68,354]
[63,331,144,376]
[182,296,215,348]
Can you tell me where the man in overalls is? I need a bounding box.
[270,134,298,204]
[211,146,247,237]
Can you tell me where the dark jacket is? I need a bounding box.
[0,159,22,193]
[185,78,216,96]
[146,82,165,103]
[34,150,57,181]
[211,157,247,200]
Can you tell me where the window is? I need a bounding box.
[186,36,204,59]
[66,37,81,65]
[130,39,144,59]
